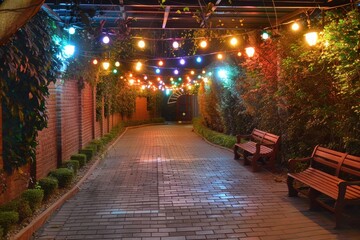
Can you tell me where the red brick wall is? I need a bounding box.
[80,84,94,148]
[60,80,81,161]
[0,83,153,204]
[36,83,58,179]
[132,97,150,120]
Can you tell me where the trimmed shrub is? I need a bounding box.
[102,134,113,144]
[0,199,32,222]
[17,199,32,222]
[49,168,74,188]
[21,189,44,212]
[0,200,18,212]
[88,141,100,153]
[38,177,58,200]
[70,154,87,168]
[80,147,95,161]
[0,211,19,235]
[192,117,236,149]
[62,160,80,175]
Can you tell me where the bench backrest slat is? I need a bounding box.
[263,133,280,145]
[341,154,360,177]
[312,145,360,178]
[251,129,266,142]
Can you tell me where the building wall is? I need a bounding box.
[35,83,58,179]
[60,80,81,162]
[0,79,152,204]
[80,84,94,148]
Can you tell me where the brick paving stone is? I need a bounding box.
[33,124,360,240]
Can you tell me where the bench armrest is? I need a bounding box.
[236,134,251,143]
[288,157,312,173]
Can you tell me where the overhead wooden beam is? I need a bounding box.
[162,6,170,29]
[0,0,44,45]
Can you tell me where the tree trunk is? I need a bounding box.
[0,0,44,45]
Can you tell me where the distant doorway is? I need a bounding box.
[176,95,198,122]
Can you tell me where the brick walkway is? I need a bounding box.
[34,124,360,240]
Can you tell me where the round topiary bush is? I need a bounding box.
[21,189,44,212]
[49,168,74,188]
[0,211,19,235]
[38,177,58,200]
[70,154,87,168]
[62,160,80,175]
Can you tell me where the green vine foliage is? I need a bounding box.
[0,11,62,173]
[196,7,360,163]
[96,73,138,121]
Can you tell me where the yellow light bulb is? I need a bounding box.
[200,40,207,48]
[245,47,255,57]
[291,22,300,31]
[230,37,238,46]
[102,61,110,70]
[138,40,145,48]
[305,32,318,46]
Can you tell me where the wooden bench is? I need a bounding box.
[287,145,360,228]
[233,128,280,172]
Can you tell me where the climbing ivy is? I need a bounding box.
[0,11,62,173]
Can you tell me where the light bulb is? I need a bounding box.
[102,36,110,44]
[68,27,75,35]
[200,40,207,48]
[172,41,179,49]
[230,37,238,46]
[102,61,110,70]
[305,32,318,46]
[291,22,300,31]
[245,47,255,57]
[138,40,145,48]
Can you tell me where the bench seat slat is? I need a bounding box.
[289,168,360,200]
[235,142,273,155]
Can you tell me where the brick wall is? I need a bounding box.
[80,84,94,148]
[132,97,150,120]
[60,80,81,162]
[0,81,153,204]
[35,83,57,179]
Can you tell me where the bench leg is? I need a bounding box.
[234,145,240,160]
[334,183,346,229]
[251,155,261,172]
[287,176,298,197]
[334,200,345,229]
[309,188,321,211]
[267,155,276,172]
